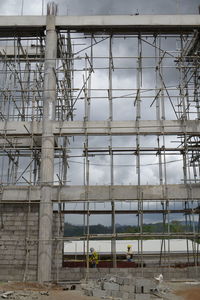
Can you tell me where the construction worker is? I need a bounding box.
[89,247,99,268]
[126,245,133,262]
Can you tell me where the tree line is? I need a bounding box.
[64,220,196,237]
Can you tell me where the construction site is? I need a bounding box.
[0,2,200,299]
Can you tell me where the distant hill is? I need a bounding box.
[64,220,197,237]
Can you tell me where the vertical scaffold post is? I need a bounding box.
[38,2,57,283]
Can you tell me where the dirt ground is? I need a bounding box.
[175,287,200,300]
[38,290,102,300]
[166,281,200,300]
[0,282,48,291]
[0,282,101,300]
[1,281,200,300]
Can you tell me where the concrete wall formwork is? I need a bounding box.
[0,2,200,282]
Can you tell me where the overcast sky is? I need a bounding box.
[0,0,199,226]
[0,0,199,15]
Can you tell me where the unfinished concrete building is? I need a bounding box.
[0,2,200,283]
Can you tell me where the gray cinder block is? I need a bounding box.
[103,281,120,291]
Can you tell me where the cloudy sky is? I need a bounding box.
[0,0,199,15]
[0,0,199,226]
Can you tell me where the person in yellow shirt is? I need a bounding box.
[89,248,99,268]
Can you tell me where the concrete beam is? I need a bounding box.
[56,15,200,33]
[0,16,45,27]
[53,184,200,201]
[0,16,45,37]
[0,15,199,34]
[1,184,200,202]
[1,186,41,202]
[0,120,200,137]
[54,120,200,136]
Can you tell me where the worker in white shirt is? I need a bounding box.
[126,245,133,262]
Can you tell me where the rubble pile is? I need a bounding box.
[0,290,49,300]
[81,274,158,300]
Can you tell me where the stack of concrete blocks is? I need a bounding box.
[0,203,64,281]
[83,274,157,300]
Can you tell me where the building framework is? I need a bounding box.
[0,3,200,282]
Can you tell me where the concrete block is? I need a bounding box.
[93,289,107,298]
[135,294,150,300]
[111,290,124,298]
[103,281,120,291]
[105,289,112,297]
[84,289,93,296]
[120,285,128,292]
[135,278,154,294]
[122,292,129,299]
[125,285,135,293]
[123,278,133,285]
[99,268,108,274]
[110,268,119,274]
[116,277,124,285]
[72,268,81,273]
[88,274,99,280]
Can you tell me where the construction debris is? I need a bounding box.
[82,274,159,299]
[0,290,42,300]
[1,291,14,299]
[40,291,49,296]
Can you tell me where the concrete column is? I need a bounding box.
[38,2,57,283]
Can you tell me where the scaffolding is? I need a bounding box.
[0,4,200,282]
